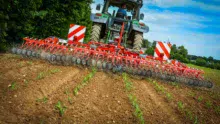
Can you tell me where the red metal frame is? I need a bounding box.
[20,22,205,81]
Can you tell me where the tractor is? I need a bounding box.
[90,0,149,51]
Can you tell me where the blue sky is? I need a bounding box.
[91,0,220,60]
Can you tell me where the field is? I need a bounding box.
[0,53,219,124]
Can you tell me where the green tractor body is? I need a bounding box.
[90,0,149,51]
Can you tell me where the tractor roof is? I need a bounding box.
[108,0,143,10]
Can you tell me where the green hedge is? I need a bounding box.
[0,0,92,51]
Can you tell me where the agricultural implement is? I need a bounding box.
[11,0,213,88]
[11,21,213,88]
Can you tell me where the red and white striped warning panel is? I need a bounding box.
[68,24,86,43]
[154,41,172,60]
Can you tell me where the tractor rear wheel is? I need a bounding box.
[133,32,143,52]
[90,23,102,42]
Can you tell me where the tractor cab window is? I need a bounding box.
[107,6,133,19]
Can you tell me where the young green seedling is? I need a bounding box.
[9,82,16,90]
[68,96,73,104]
[24,79,28,86]
[214,106,220,115]
[50,68,60,74]
[27,61,33,65]
[197,96,203,102]
[73,87,79,96]
[166,93,172,101]
[55,101,66,116]
[185,109,193,120]
[205,101,212,108]
[177,101,184,111]
[36,97,48,103]
[194,116,198,124]
[36,72,45,80]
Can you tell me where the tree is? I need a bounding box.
[170,44,188,63]
[152,41,157,49]
[142,39,150,48]
[0,0,93,51]
[177,45,188,58]
[196,58,207,66]
[208,56,214,62]
[145,47,154,56]
[170,44,177,59]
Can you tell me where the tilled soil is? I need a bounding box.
[0,53,219,124]
[131,79,184,124]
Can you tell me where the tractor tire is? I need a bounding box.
[90,23,102,42]
[133,32,143,52]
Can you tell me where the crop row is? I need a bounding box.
[122,73,145,124]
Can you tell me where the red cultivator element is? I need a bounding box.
[11,23,213,88]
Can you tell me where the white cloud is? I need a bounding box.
[143,0,220,12]
[140,8,220,58]
[140,8,212,33]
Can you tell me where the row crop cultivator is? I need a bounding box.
[11,22,213,89]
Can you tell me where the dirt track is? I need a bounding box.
[0,53,219,124]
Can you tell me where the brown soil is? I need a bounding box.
[0,53,219,124]
[131,79,184,123]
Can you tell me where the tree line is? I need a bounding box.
[142,39,220,70]
[0,0,93,51]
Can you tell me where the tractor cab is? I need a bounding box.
[91,0,149,51]
[101,0,144,20]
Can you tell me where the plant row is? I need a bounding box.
[73,68,97,96]
[148,79,199,123]
[122,73,145,124]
